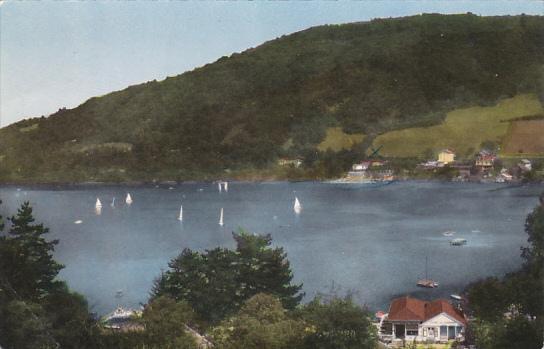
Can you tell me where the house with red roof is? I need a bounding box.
[378,296,467,344]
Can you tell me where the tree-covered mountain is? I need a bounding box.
[1,13,543,182]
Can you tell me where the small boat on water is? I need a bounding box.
[417,256,439,288]
[125,193,133,205]
[111,197,116,208]
[218,182,222,193]
[417,279,439,288]
[178,205,183,221]
[450,238,468,246]
[74,220,83,224]
[219,208,224,226]
[294,197,302,214]
[450,294,463,301]
[95,198,102,209]
[443,231,455,237]
[223,181,228,192]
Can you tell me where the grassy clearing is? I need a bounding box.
[317,127,365,151]
[502,119,544,155]
[372,94,543,158]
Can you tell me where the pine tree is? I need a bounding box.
[0,201,63,301]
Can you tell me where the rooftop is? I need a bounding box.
[387,296,467,325]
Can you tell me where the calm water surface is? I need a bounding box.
[0,181,541,315]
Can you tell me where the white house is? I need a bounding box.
[379,296,467,344]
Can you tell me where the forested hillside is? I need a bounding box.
[1,13,542,182]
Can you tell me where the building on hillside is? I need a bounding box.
[438,149,455,164]
[378,296,467,344]
[418,160,445,170]
[518,159,532,172]
[475,150,497,172]
[352,161,371,171]
[277,158,303,168]
[370,159,387,167]
[450,164,472,178]
[496,168,514,183]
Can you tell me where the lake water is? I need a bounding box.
[0,181,541,315]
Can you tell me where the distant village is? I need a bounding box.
[281,147,540,183]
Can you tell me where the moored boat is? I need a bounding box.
[417,256,439,288]
[450,238,467,246]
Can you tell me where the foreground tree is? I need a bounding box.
[297,296,377,349]
[466,195,544,349]
[142,296,198,349]
[210,293,305,349]
[153,230,303,324]
[0,201,98,349]
[466,277,509,321]
[0,202,63,301]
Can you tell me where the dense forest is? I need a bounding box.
[0,14,543,182]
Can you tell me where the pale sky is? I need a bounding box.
[1,0,542,127]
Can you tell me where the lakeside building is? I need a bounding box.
[378,296,467,345]
[438,149,455,164]
[277,158,303,168]
[475,150,497,173]
[518,159,532,172]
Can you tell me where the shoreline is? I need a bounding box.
[0,177,542,188]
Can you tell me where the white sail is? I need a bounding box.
[294,197,302,214]
[178,205,183,221]
[218,182,222,193]
[95,198,102,208]
[111,197,115,208]
[224,182,228,192]
[219,208,224,226]
[126,193,133,205]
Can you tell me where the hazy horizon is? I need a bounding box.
[1,0,542,127]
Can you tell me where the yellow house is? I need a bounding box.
[437,149,455,164]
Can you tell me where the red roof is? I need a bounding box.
[387,296,467,325]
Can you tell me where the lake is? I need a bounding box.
[0,181,541,315]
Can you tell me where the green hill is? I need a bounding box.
[1,13,543,182]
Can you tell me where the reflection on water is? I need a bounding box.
[0,181,541,315]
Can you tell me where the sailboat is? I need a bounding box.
[111,197,116,208]
[417,256,439,288]
[223,182,228,192]
[178,205,183,221]
[294,197,302,214]
[125,193,133,205]
[95,198,102,215]
[218,182,222,193]
[219,208,224,226]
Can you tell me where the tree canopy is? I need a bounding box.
[152,230,303,325]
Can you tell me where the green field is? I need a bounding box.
[372,94,544,158]
[317,127,365,151]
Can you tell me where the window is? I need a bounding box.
[407,330,418,336]
[440,326,447,336]
[448,326,456,339]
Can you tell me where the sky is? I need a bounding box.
[1,1,542,127]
